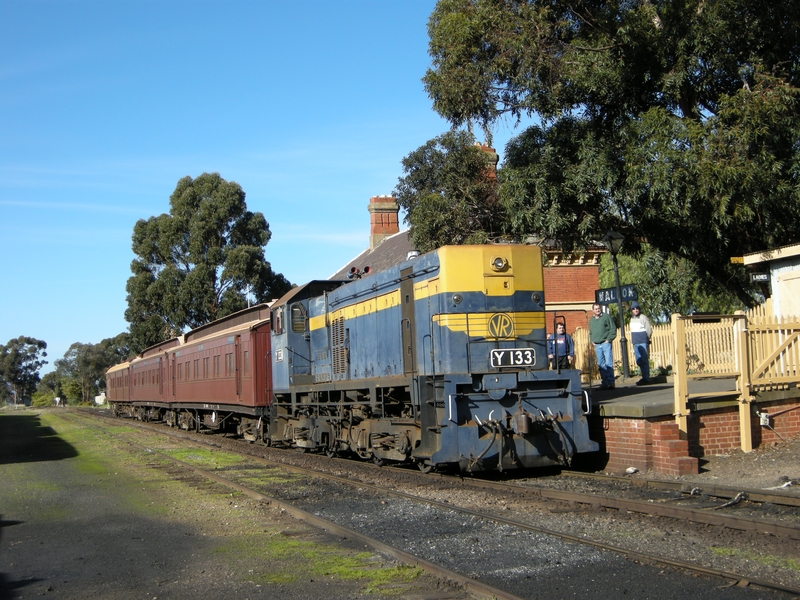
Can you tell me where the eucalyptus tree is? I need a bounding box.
[0,336,48,403]
[53,333,132,404]
[125,173,291,352]
[394,130,505,251]
[422,0,800,304]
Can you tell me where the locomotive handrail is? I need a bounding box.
[465,312,473,374]
[402,318,417,377]
[582,390,592,415]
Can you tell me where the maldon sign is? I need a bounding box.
[595,285,638,305]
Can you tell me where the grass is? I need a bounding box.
[163,447,244,469]
[216,534,422,594]
[711,547,800,572]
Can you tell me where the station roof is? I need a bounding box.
[742,242,800,266]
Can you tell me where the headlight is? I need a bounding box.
[491,256,508,271]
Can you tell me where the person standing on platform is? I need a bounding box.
[547,322,575,370]
[630,301,653,385]
[589,303,617,389]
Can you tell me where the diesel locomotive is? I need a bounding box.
[107,244,598,472]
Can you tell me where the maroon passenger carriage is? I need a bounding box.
[106,304,273,441]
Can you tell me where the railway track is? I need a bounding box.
[561,470,800,508]
[430,472,800,541]
[76,408,800,597]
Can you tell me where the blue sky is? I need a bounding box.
[0,0,528,372]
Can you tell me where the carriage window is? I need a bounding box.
[291,303,307,333]
[243,351,249,375]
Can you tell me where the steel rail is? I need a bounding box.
[562,470,800,508]
[433,475,800,541]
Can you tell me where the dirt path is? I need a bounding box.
[0,408,463,599]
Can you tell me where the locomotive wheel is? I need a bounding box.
[416,460,433,474]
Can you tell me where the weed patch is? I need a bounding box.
[215,534,421,593]
[711,547,800,572]
[165,447,244,469]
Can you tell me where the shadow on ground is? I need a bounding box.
[0,413,78,465]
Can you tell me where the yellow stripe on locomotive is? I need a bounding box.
[431,312,545,338]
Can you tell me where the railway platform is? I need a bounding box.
[583,376,800,477]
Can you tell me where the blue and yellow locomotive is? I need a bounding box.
[269,244,597,472]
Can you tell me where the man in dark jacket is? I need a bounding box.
[589,303,617,389]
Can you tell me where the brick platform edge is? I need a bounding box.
[587,397,800,476]
[588,417,698,476]
[688,397,800,457]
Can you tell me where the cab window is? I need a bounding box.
[291,303,307,333]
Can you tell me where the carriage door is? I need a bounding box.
[235,335,242,398]
[400,267,416,375]
[171,353,177,399]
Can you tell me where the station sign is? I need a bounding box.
[750,272,770,283]
[595,285,638,305]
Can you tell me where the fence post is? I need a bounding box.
[734,313,754,452]
[672,313,689,439]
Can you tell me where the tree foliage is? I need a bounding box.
[422,0,800,304]
[53,333,130,405]
[0,336,48,403]
[394,130,505,251]
[36,371,63,404]
[125,173,292,352]
[599,246,750,325]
